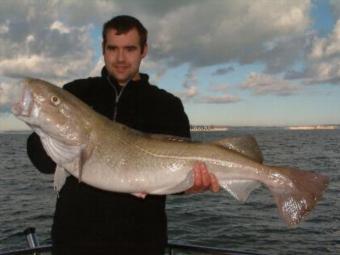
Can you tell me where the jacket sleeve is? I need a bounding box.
[27,132,56,174]
[164,97,191,139]
[150,92,191,139]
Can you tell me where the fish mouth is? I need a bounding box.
[11,84,33,118]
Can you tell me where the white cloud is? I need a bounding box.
[197,94,240,104]
[148,0,311,70]
[50,21,71,34]
[0,22,9,34]
[178,68,199,100]
[0,51,93,79]
[0,113,29,131]
[184,85,198,98]
[0,0,115,81]
[289,19,340,84]
[330,0,340,19]
[0,0,313,81]
[26,34,35,43]
[309,20,340,60]
[89,58,104,77]
[178,70,240,104]
[176,85,199,102]
[241,73,300,96]
[140,58,168,84]
[0,80,22,107]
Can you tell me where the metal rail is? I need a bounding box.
[0,245,265,255]
[0,246,51,255]
[0,228,266,255]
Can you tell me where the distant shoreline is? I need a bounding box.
[189,124,339,132]
[286,125,338,130]
[190,126,229,132]
[1,125,339,134]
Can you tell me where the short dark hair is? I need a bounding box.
[102,15,148,50]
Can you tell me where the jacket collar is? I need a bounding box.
[101,67,149,87]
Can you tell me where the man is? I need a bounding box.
[27,15,219,255]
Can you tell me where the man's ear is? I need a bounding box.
[141,44,148,58]
[102,41,105,55]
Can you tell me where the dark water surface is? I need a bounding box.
[0,128,339,254]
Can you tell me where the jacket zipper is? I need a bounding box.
[106,76,127,121]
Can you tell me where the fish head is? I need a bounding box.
[11,78,92,147]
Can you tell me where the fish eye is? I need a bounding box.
[51,96,61,106]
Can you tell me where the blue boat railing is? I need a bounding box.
[0,227,265,255]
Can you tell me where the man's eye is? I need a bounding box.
[107,46,117,51]
[126,47,137,52]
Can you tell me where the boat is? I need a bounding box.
[0,227,265,255]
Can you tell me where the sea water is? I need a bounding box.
[0,128,339,254]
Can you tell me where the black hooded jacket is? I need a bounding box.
[26,68,190,255]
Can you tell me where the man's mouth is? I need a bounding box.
[115,65,129,73]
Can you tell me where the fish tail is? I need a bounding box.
[267,166,329,227]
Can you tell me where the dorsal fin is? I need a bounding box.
[213,135,263,163]
[143,133,263,163]
[117,122,191,143]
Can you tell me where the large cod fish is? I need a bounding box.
[11,78,328,227]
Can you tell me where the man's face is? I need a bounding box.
[103,28,147,86]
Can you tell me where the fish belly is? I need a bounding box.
[77,151,196,194]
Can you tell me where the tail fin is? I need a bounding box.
[268,166,329,227]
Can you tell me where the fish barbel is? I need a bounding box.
[11,78,329,226]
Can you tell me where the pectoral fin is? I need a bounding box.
[54,165,70,192]
[77,146,93,183]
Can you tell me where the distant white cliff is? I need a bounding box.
[287,125,338,130]
[190,125,229,132]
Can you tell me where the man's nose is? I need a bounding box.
[117,49,125,62]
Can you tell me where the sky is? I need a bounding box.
[1,0,340,131]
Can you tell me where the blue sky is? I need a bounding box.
[1,0,340,130]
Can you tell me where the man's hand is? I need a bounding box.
[186,162,220,194]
